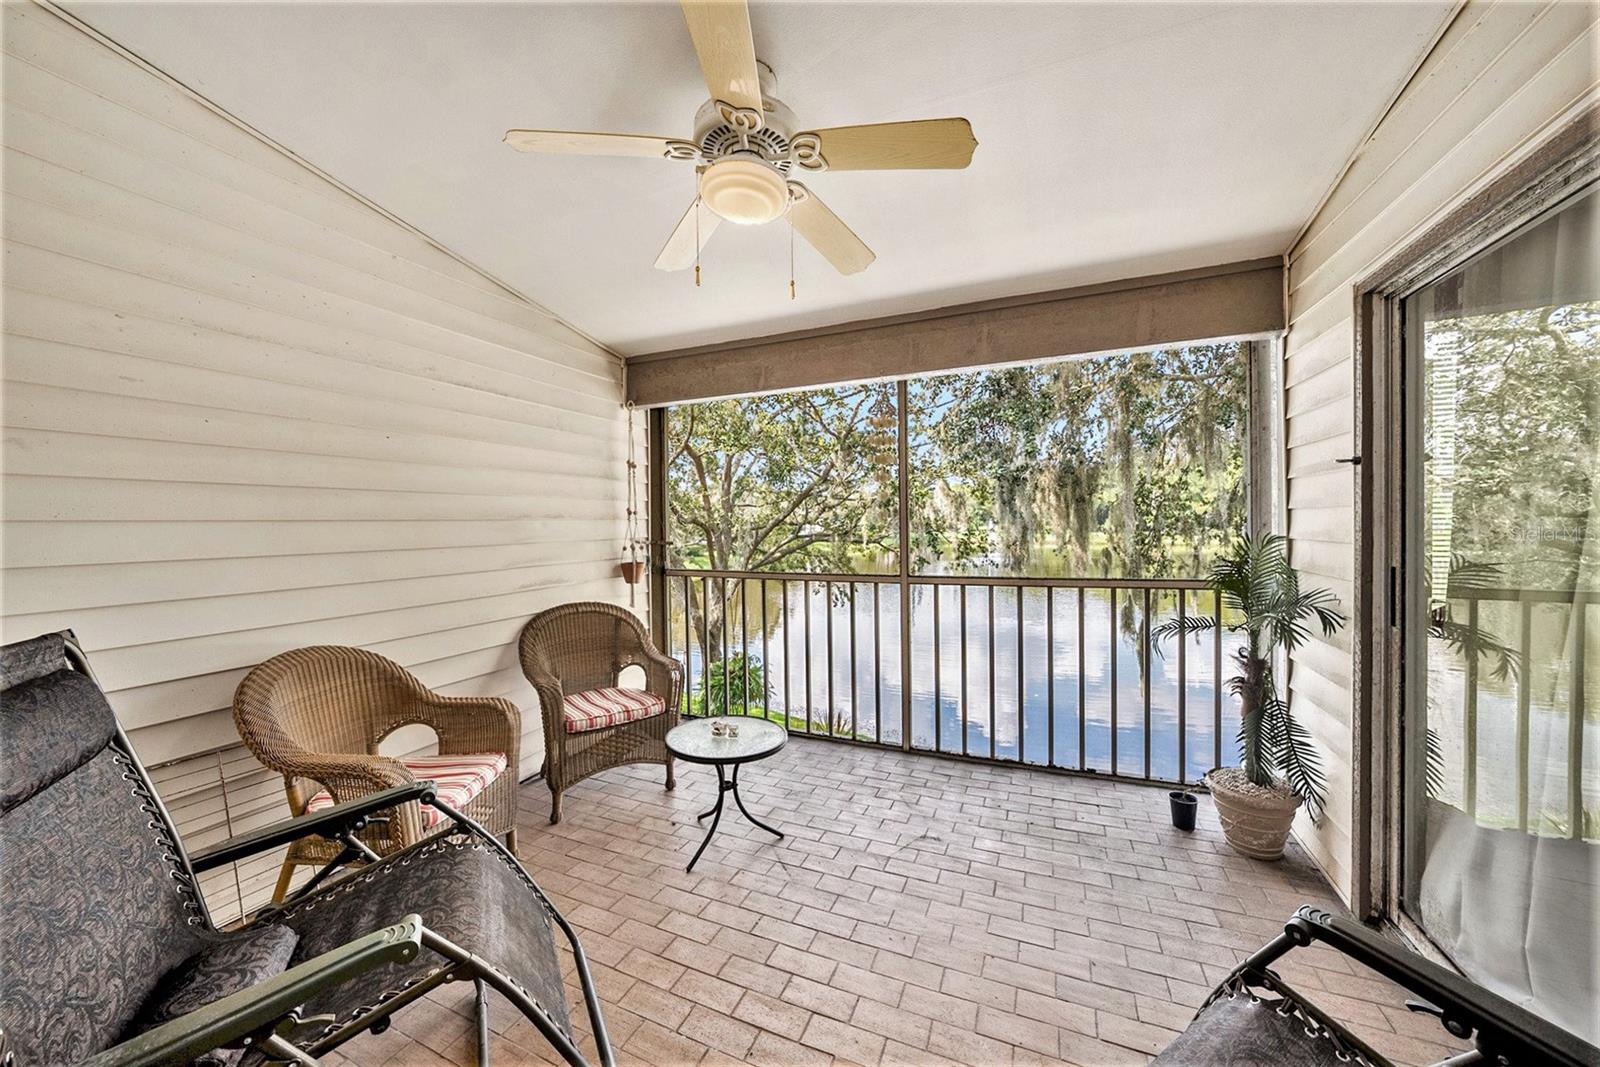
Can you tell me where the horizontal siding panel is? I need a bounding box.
[3,290,613,440]
[2,224,619,418]
[4,561,621,661]
[1285,360,1352,420]
[1286,403,1351,450]
[1286,431,1355,477]
[86,575,628,704]
[1288,506,1355,547]
[1288,538,1355,586]
[1284,317,1352,389]
[3,336,621,466]
[3,425,619,499]
[1,517,624,568]
[0,2,636,922]
[1286,467,1353,510]
[1,542,618,614]
[3,376,621,480]
[2,475,622,522]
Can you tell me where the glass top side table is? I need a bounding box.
[665,717,787,872]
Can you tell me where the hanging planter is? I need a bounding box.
[620,404,647,604]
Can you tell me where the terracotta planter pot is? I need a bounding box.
[618,560,647,584]
[1206,767,1302,860]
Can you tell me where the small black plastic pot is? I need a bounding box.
[1169,790,1198,832]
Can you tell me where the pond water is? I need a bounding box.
[668,579,1248,784]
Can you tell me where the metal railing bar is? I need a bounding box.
[761,579,770,721]
[1177,590,1188,786]
[988,584,997,760]
[1110,587,1118,775]
[702,577,711,716]
[933,582,943,752]
[960,584,970,757]
[1214,593,1223,771]
[1143,588,1153,781]
[804,579,813,735]
[742,579,750,717]
[1107,588,1120,771]
[720,576,731,716]
[681,576,692,716]
[1463,598,1478,818]
[897,378,912,752]
[1567,603,1586,840]
[665,567,1208,591]
[782,580,792,720]
[1017,586,1025,763]
[1516,600,1532,832]
[876,596,887,744]
[849,582,858,741]
[826,580,836,737]
[1078,588,1086,772]
[1047,586,1055,769]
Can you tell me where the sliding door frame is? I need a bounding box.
[1352,105,1598,931]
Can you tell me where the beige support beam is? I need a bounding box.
[626,257,1284,406]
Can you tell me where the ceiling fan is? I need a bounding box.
[503,0,977,278]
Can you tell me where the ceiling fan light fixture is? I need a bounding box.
[699,157,789,225]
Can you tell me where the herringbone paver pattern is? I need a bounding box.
[327,737,1467,1066]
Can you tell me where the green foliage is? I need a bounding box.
[666,384,899,576]
[1429,303,1599,594]
[1153,533,1344,814]
[911,343,1247,577]
[694,653,768,716]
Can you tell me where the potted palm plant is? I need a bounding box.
[1155,533,1344,860]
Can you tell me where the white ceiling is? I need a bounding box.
[66,1,1452,356]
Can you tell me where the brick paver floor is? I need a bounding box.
[328,736,1467,1066]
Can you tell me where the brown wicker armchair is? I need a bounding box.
[518,602,682,824]
[233,645,521,901]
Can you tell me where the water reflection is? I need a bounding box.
[669,578,1245,783]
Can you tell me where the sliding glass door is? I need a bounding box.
[1399,183,1597,1041]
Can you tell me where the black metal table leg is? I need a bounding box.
[686,763,727,872]
[685,762,784,872]
[729,763,784,840]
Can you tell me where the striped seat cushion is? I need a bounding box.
[563,687,666,733]
[303,753,507,829]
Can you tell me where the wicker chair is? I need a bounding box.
[518,602,682,824]
[233,646,521,901]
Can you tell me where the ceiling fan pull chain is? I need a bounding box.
[694,196,702,287]
[789,218,796,300]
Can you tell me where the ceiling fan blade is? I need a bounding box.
[787,184,874,275]
[680,0,764,115]
[655,199,721,271]
[503,130,682,158]
[801,118,977,171]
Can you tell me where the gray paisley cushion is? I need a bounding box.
[1151,992,1363,1066]
[125,924,300,1067]
[267,831,571,1041]
[0,745,206,1063]
[0,632,65,691]
[1,667,118,814]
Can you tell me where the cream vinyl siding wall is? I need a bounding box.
[0,3,638,920]
[1283,0,1599,899]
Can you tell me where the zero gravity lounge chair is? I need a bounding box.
[0,632,614,1067]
